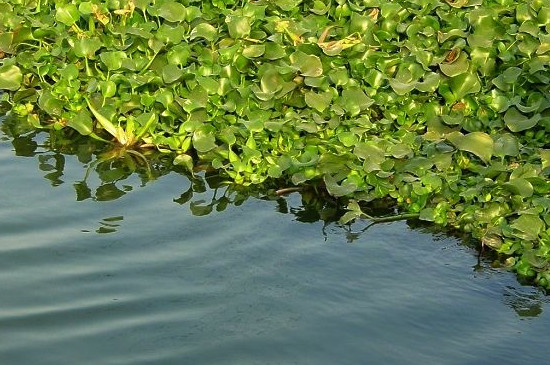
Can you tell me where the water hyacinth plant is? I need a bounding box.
[1,0,550,288]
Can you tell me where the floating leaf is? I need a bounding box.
[290,51,323,77]
[55,4,80,26]
[67,109,93,135]
[503,107,540,132]
[260,69,283,94]
[242,45,265,58]
[541,150,550,170]
[449,72,481,101]
[273,0,303,11]
[226,15,251,39]
[447,131,493,163]
[193,129,216,153]
[324,174,358,197]
[99,51,127,70]
[162,64,182,83]
[0,64,22,90]
[304,91,332,112]
[493,134,519,157]
[340,88,373,116]
[440,53,470,77]
[157,2,187,22]
[173,153,194,173]
[73,38,102,58]
[511,214,544,241]
[190,23,217,42]
[504,178,534,198]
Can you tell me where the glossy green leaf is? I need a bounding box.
[0,64,22,90]
[493,134,519,157]
[100,51,127,70]
[55,4,80,26]
[504,178,534,198]
[73,38,102,58]
[447,131,493,163]
[290,51,323,77]
[192,129,216,153]
[190,23,217,42]
[67,109,93,135]
[173,153,194,172]
[504,107,540,132]
[340,88,373,116]
[162,64,182,83]
[157,2,186,22]
[304,91,332,112]
[511,214,544,241]
[541,150,550,170]
[440,53,470,77]
[449,72,481,101]
[226,16,251,39]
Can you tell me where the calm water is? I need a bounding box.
[1,123,549,364]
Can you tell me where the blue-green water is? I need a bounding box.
[1,128,549,364]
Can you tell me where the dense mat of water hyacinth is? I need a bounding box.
[1,0,550,288]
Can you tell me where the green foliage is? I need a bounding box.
[2,0,550,289]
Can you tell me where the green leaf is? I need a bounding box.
[162,64,182,84]
[182,86,208,112]
[419,208,435,221]
[504,178,534,198]
[226,16,251,39]
[504,107,540,132]
[447,131,493,163]
[340,88,373,116]
[440,53,470,77]
[173,153,194,173]
[242,45,265,58]
[290,51,323,77]
[260,69,283,94]
[67,109,93,135]
[511,214,544,241]
[73,37,102,58]
[193,129,216,152]
[273,0,303,11]
[157,2,187,22]
[0,64,22,90]
[389,79,416,95]
[540,150,550,170]
[449,72,481,101]
[190,23,218,42]
[38,91,64,116]
[493,134,519,157]
[324,174,357,197]
[304,91,332,112]
[56,4,80,26]
[99,51,127,70]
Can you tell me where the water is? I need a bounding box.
[1,125,549,364]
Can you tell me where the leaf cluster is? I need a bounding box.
[2,0,550,288]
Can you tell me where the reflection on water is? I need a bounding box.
[2,114,548,317]
[1,113,550,364]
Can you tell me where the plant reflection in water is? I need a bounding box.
[1,118,548,318]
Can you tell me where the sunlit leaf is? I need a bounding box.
[504,107,540,132]
[0,64,22,90]
[446,131,493,163]
[157,2,187,22]
[290,51,323,77]
[55,4,80,26]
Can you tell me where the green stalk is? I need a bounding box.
[134,113,157,141]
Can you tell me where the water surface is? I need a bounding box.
[0,126,548,365]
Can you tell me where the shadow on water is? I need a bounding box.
[1,112,548,320]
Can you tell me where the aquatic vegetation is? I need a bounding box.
[1,0,550,289]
